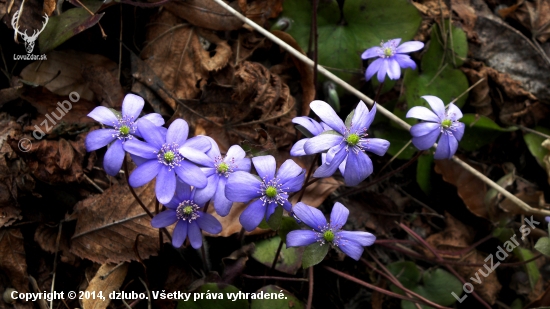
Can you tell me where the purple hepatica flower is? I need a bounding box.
[290,116,330,157]
[151,180,221,248]
[406,95,465,160]
[123,118,210,204]
[545,216,550,223]
[361,38,424,83]
[85,94,164,176]
[225,155,305,231]
[303,100,390,186]
[287,202,376,261]
[193,137,251,217]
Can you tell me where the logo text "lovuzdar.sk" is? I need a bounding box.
[11,9,48,60]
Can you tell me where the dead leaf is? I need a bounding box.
[0,228,32,309]
[70,180,171,264]
[141,10,232,110]
[20,50,121,104]
[164,0,244,31]
[42,0,55,15]
[426,213,501,304]
[500,190,549,215]
[511,0,550,43]
[434,158,490,219]
[82,263,129,309]
[242,0,283,26]
[412,0,450,19]
[34,224,77,265]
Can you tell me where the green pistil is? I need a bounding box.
[383,47,393,57]
[164,151,175,163]
[217,162,229,174]
[265,186,277,198]
[441,119,452,128]
[183,206,193,215]
[346,133,360,146]
[323,230,334,242]
[119,125,130,135]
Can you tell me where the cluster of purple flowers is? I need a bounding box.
[84,38,466,263]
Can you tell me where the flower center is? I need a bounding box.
[157,143,183,170]
[259,177,288,206]
[176,200,200,222]
[217,162,229,174]
[383,47,393,57]
[119,125,130,136]
[323,230,335,242]
[265,186,277,198]
[164,151,175,163]
[112,116,136,142]
[441,119,452,128]
[346,133,360,146]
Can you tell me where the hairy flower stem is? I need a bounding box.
[399,223,491,309]
[123,159,172,242]
[323,266,448,307]
[307,267,314,309]
[373,81,385,104]
[156,199,162,251]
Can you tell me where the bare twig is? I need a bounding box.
[242,274,309,282]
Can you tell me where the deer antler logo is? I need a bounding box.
[11,10,49,54]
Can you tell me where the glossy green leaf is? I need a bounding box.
[302,243,329,268]
[250,285,304,309]
[282,0,422,84]
[534,237,550,257]
[523,126,550,167]
[422,21,468,73]
[460,114,517,151]
[373,127,417,159]
[516,248,540,290]
[278,217,300,244]
[252,236,303,275]
[177,283,248,309]
[387,261,421,290]
[39,9,104,54]
[267,206,284,230]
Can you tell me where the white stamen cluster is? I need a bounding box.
[157,142,183,170]
[377,40,397,58]
[176,200,200,223]
[314,223,343,247]
[258,177,288,206]
[214,155,236,177]
[341,124,369,154]
[111,115,137,142]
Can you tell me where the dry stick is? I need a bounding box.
[123,160,172,241]
[323,266,441,307]
[50,221,64,309]
[362,254,449,309]
[307,267,314,309]
[518,125,550,140]
[399,223,491,309]
[242,274,309,282]
[210,0,550,217]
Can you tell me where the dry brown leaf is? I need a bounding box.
[42,0,55,15]
[434,158,491,219]
[512,0,550,43]
[243,0,283,26]
[164,0,244,31]
[82,263,129,309]
[0,228,32,309]
[452,0,478,41]
[412,0,450,19]
[141,10,232,110]
[34,224,77,265]
[271,30,315,115]
[20,50,120,104]
[70,180,171,264]
[499,190,549,215]
[426,213,501,304]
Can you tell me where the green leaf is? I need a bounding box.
[278,217,300,244]
[422,21,468,73]
[373,126,417,159]
[523,126,550,167]
[251,236,303,275]
[345,110,355,128]
[266,206,283,230]
[250,285,304,309]
[416,154,434,195]
[387,261,421,290]
[516,248,540,290]
[295,125,315,138]
[535,237,550,257]
[402,65,469,123]
[302,243,329,268]
[39,9,104,54]
[282,0,422,84]
[177,283,248,309]
[460,114,517,151]
[258,219,270,230]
